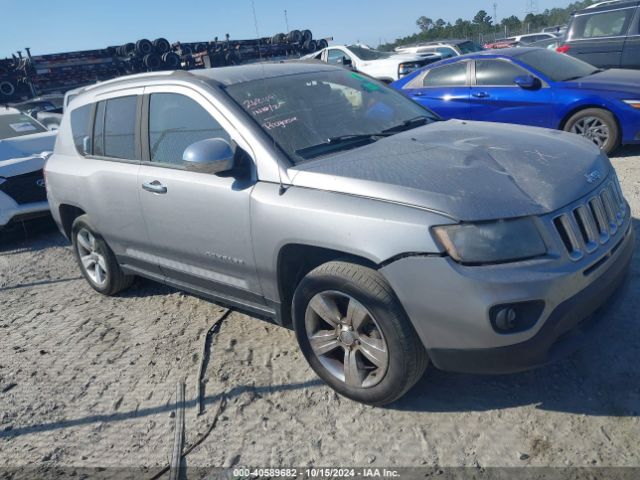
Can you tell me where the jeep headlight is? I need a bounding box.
[432,217,546,264]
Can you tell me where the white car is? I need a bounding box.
[504,32,558,45]
[395,40,484,59]
[0,107,56,232]
[304,44,440,83]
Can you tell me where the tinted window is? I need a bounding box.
[104,96,138,159]
[423,63,468,87]
[328,49,352,64]
[475,60,527,86]
[435,47,456,58]
[346,45,392,60]
[458,41,484,54]
[93,101,106,156]
[69,105,91,154]
[149,93,230,167]
[570,8,634,39]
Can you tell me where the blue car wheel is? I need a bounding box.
[563,108,620,154]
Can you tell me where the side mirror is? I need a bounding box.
[82,136,92,155]
[341,57,353,68]
[514,75,540,89]
[182,138,234,174]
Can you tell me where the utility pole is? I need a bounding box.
[284,9,289,32]
[525,0,538,15]
[493,2,498,40]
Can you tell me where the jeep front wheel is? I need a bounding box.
[292,261,428,406]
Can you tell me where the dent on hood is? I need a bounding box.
[290,120,610,222]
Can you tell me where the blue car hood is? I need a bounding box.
[564,69,640,93]
[289,120,610,222]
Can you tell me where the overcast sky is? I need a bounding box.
[1,0,572,57]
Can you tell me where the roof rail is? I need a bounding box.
[585,0,626,9]
[79,70,193,93]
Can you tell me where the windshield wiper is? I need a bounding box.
[295,133,389,159]
[381,116,431,134]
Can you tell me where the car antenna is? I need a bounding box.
[251,0,287,195]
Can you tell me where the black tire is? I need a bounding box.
[71,215,134,296]
[288,30,302,44]
[195,43,207,53]
[143,53,162,70]
[124,42,136,55]
[153,37,171,54]
[136,38,154,56]
[302,29,313,42]
[0,80,15,97]
[162,52,181,69]
[317,39,329,50]
[272,33,286,45]
[303,40,317,53]
[292,261,428,406]
[563,108,620,154]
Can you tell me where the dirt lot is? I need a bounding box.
[1,147,640,476]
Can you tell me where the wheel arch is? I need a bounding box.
[558,103,621,132]
[275,243,379,327]
[58,204,86,239]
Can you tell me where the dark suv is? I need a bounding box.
[561,1,640,69]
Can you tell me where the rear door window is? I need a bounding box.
[103,96,138,160]
[570,8,635,39]
[423,63,468,87]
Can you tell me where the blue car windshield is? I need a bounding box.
[225,69,438,163]
[518,49,600,82]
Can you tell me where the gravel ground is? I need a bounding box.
[1,146,639,475]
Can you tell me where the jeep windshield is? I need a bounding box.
[224,69,438,163]
[0,113,47,140]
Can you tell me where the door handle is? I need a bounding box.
[472,92,490,98]
[142,180,167,194]
[412,91,424,97]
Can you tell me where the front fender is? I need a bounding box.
[250,182,453,301]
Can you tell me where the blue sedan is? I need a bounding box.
[391,47,640,154]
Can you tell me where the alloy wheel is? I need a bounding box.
[304,290,389,388]
[570,116,610,149]
[76,228,108,286]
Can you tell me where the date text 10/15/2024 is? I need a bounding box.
[232,468,401,478]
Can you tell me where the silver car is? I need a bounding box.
[45,63,634,405]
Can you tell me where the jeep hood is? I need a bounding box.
[288,120,610,222]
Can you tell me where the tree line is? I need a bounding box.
[379,0,597,50]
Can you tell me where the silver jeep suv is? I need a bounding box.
[45,63,634,405]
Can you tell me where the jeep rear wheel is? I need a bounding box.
[292,261,428,405]
[71,215,133,296]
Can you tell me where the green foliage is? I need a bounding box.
[379,0,598,51]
